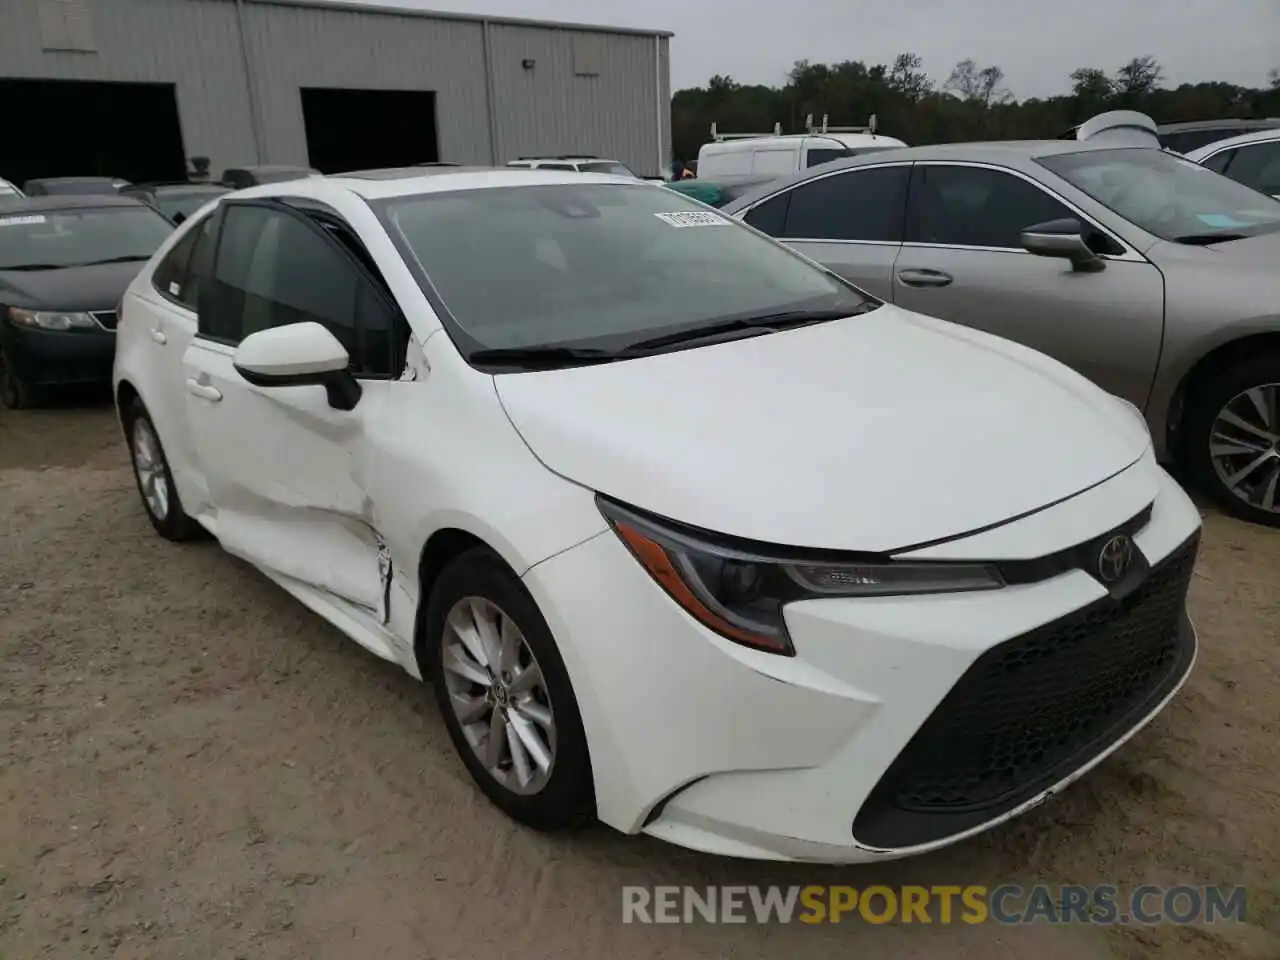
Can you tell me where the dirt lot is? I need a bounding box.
[1,399,1278,960]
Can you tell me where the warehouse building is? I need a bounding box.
[0,0,673,185]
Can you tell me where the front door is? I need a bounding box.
[891,163,1166,409]
[180,199,407,618]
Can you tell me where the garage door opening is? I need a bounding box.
[0,79,187,188]
[301,88,439,174]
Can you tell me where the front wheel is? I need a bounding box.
[1184,355,1280,527]
[424,548,595,831]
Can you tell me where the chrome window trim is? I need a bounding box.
[1196,135,1280,165]
[738,158,1149,264]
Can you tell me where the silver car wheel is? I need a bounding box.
[131,417,171,521]
[441,596,557,796]
[1208,382,1280,514]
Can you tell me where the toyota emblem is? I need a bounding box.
[1097,534,1135,584]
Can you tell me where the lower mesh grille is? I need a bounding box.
[853,532,1199,850]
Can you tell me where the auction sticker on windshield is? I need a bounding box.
[654,211,730,228]
[0,215,47,227]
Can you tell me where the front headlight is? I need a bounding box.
[598,497,1004,656]
[8,308,98,331]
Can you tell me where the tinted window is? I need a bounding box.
[0,206,173,270]
[906,165,1073,248]
[1201,149,1236,174]
[202,204,398,376]
[742,192,790,235]
[779,167,908,242]
[377,183,873,355]
[806,148,851,168]
[539,163,576,171]
[1039,147,1280,242]
[183,215,218,311]
[152,217,204,305]
[1161,129,1255,154]
[1223,141,1280,196]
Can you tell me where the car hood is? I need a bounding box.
[0,261,145,311]
[494,306,1150,552]
[1196,227,1280,266]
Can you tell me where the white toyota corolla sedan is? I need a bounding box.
[112,166,1202,863]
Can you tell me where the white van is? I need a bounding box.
[696,117,906,179]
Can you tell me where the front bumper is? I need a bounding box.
[1,320,116,386]
[521,452,1202,863]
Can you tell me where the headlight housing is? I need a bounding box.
[8,308,98,331]
[598,497,1004,656]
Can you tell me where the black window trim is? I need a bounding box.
[737,160,915,247]
[195,197,409,380]
[907,159,1144,263]
[151,208,220,312]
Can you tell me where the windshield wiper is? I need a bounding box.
[468,345,632,369]
[1172,232,1249,245]
[72,254,153,266]
[624,307,867,353]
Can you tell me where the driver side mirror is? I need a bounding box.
[232,321,363,410]
[1020,218,1106,272]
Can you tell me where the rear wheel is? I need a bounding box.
[424,548,594,830]
[1184,355,1280,527]
[123,399,197,541]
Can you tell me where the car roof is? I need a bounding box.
[24,176,118,185]
[718,138,1154,206]
[0,194,149,212]
[1184,128,1280,159]
[238,166,644,201]
[1157,118,1280,134]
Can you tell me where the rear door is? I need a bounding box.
[127,210,221,516]
[180,199,410,617]
[739,163,910,299]
[892,162,1165,408]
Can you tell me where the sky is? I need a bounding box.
[341,0,1279,99]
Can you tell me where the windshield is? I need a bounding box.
[1039,147,1280,242]
[0,207,175,270]
[376,183,873,356]
[155,188,229,221]
[578,161,637,177]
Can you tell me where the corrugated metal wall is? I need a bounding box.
[0,0,259,167]
[0,0,671,177]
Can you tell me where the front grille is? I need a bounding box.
[90,310,118,330]
[853,532,1199,850]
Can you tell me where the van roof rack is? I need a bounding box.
[709,122,784,141]
[804,113,879,136]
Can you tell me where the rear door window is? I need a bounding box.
[778,166,909,242]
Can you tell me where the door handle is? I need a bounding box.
[897,268,954,288]
[149,328,167,344]
[186,378,222,402]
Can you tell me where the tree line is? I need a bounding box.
[671,55,1280,162]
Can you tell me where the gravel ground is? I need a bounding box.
[1,398,1277,960]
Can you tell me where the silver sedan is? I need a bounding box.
[723,135,1280,526]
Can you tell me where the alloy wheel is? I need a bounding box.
[131,417,171,521]
[440,596,557,795]
[1208,382,1280,515]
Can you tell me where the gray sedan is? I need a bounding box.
[723,139,1280,526]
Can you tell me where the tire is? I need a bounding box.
[423,547,595,831]
[0,349,45,409]
[1184,354,1280,527]
[123,398,198,541]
